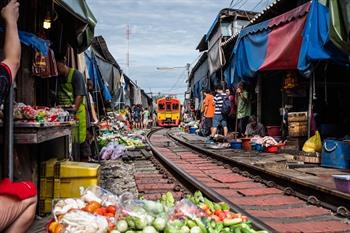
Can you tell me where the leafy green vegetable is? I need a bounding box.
[219,202,230,211]
[116,220,128,232]
[126,217,136,229]
[204,198,214,211]
[143,200,164,215]
[186,220,197,228]
[142,226,158,233]
[194,218,207,233]
[190,226,202,233]
[180,225,191,233]
[133,216,148,230]
[146,215,155,225]
[153,216,167,231]
[223,218,242,227]
[160,192,175,208]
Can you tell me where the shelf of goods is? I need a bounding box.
[0,122,75,144]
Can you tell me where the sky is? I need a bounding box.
[86,0,273,99]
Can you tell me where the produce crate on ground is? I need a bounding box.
[40,158,57,199]
[53,161,100,198]
[288,111,307,122]
[288,121,307,137]
[39,198,53,216]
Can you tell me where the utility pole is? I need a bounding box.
[126,24,131,75]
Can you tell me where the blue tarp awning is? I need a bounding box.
[224,0,350,85]
[85,50,112,102]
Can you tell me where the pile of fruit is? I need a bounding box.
[47,189,268,233]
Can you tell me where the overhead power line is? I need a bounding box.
[251,0,266,11]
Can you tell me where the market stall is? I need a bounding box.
[0,0,98,219]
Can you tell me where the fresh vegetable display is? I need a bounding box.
[48,187,119,233]
[47,188,268,233]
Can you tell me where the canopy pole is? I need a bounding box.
[307,74,314,138]
[3,86,14,181]
[256,74,262,123]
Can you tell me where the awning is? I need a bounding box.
[85,50,112,102]
[225,2,310,83]
[298,0,350,76]
[54,0,97,53]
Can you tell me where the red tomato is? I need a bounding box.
[218,212,226,221]
[94,207,107,215]
[104,212,115,218]
[106,205,116,215]
[214,210,222,216]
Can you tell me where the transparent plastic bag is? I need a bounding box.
[80,186,119,207]
[59,209,109,233]
[119,192,166,218]
[168,199,206,220]
[52,186,119,223]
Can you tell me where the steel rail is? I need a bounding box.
[146,128,277,233]
[168,131,350,218]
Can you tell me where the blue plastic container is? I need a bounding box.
[231,141,242,150]
[255,144,265,152]
[321,140,350,169]
[189,127,197,134]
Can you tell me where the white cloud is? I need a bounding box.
[87,0,273,96]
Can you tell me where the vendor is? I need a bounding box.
[237,82,251,136]
[56,54,91,160]
[245,115,266,137]
[0,1,37,232]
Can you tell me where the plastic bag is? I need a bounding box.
[168,199,206,220]
[59,210,109,233]
[80,186,119,207]
[302,131,322,153]
[100,142,126,160]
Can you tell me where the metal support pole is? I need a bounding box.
[307,74,313,138]
[3,86,14,180]
[256,75,262,123]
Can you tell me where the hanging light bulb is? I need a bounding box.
[43,1,53,30]
[43,16,51,29]
[43,12,51,29]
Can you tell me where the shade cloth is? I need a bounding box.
[54,0,97,53]
[224,2,310,85]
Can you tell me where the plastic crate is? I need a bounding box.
[288,112,307,122]
[288,121,307,137]
[53,177,99,198]
[332,175,350,193]
[54,161,100,178]
[40,159,57,178]
[321,140,350,169]
[40,178,54,199]
[39,199,53,216]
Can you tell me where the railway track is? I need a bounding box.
[146,128,350,233]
